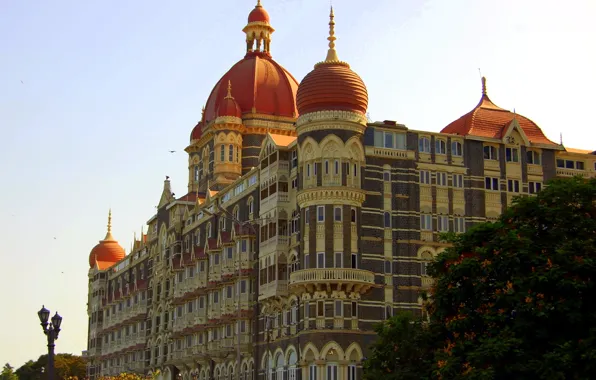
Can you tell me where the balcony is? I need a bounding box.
[258,280,288,301]
[259,234,289,252]
[556,168,595,178]
[289,268,375,295]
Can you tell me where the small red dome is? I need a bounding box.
[190,122,202,141]
[89,239,125,268]
[89,211,125,268]
[297,62,368,115]
[203,55,298,121]
[441,77,557,145]
[248,2,270,23]
[217,81,242,118]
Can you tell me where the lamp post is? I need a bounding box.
[37,306,63,380]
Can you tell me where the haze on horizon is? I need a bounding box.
[0,0,594,368]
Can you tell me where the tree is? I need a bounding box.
[427,177,596,379]
[16,354,87,380]
[1,364,18,380]
[363,312,436,380]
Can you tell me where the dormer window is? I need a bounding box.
[483,146,498,160]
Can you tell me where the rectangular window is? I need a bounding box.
[452,174,464,188]
[351,253,358,269]
[485,177,500,191]
[317,206,325,222]
[351,302,358,318]
[317,252,325,268]
[529,181,542,194]
[317,301,325,317]
[451,141,463,156]
[419,170,431,184]
[435,139,446,154]
[384,260,391,274]
[507,179,520,193]
[309,365,317,380]
[526,150,541,165]
[384,212,391,227]
[334,252,343,268]
[437,215,449,232]
[420,214,432,231]
[454,217,466,233]
[334,300,343,317]
[419,137,431,153]
[334,206,342,222]
[483,145,498,160]
[226,285,233,299]
[506,147,519,162]
[305,209,309,224]
[436,172,447,186]
[304,254,310,269]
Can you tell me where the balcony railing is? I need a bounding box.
[556,168,595,178]
[289,268,375,295]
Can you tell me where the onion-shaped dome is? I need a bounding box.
[88,210,125,268]
[296,7,368,116]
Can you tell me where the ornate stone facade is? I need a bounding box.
[84,2,596,380]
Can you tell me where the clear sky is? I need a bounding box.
[1,0,594,368]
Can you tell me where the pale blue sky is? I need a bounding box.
[1,0,594,368]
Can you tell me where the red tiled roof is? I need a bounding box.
[441,79,557,145]
[206,238,218,251]
[219,231,232,244]
[193,246,207,259]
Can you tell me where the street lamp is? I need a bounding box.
[37,305,63,380]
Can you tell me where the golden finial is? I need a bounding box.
[104,209,115,241]
[256,0,262,7]
[481,76,487,96]
[324,6,339,62]
[107,209,112,233]
[225,80,233,99]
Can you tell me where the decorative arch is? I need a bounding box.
[321,341,345,361]
[346,136,366,161]
[344,342,364,362]
[301,342,320,361]
[417,246,436,259]
[319,134,344,158]
[285,345,298,365]
[299,137,320,160]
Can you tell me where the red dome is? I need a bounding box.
[248,3,270,23]
[204,55,299,121]
[190,122,202,141]
[217,81,242,118]
[297,62,368,115]
[441,77,557,145]
[89,211,125,269]
[89,239,125,268]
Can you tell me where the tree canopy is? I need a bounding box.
[1,364,18,380]
[363,312,436,380]
[15,354,87,380]
[364,177,596,379]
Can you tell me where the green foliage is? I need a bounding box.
[363,312,436,380]
[16,354,87,380]
[1,363,18,380]
[428,177,596,379]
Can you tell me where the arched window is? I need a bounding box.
[220,145,225,162]
[229,144,234,162]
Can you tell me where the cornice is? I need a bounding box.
[297,109,366,127]
[297,187,366,208]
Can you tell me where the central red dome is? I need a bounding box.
[203,55,299,121]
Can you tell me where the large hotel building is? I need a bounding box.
[84,2,595,380]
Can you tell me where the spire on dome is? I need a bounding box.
[201,105,206,122]
[225,80,233,99]
[325,7,339,62]
[104,209,115,241]
[481,76,487,96]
